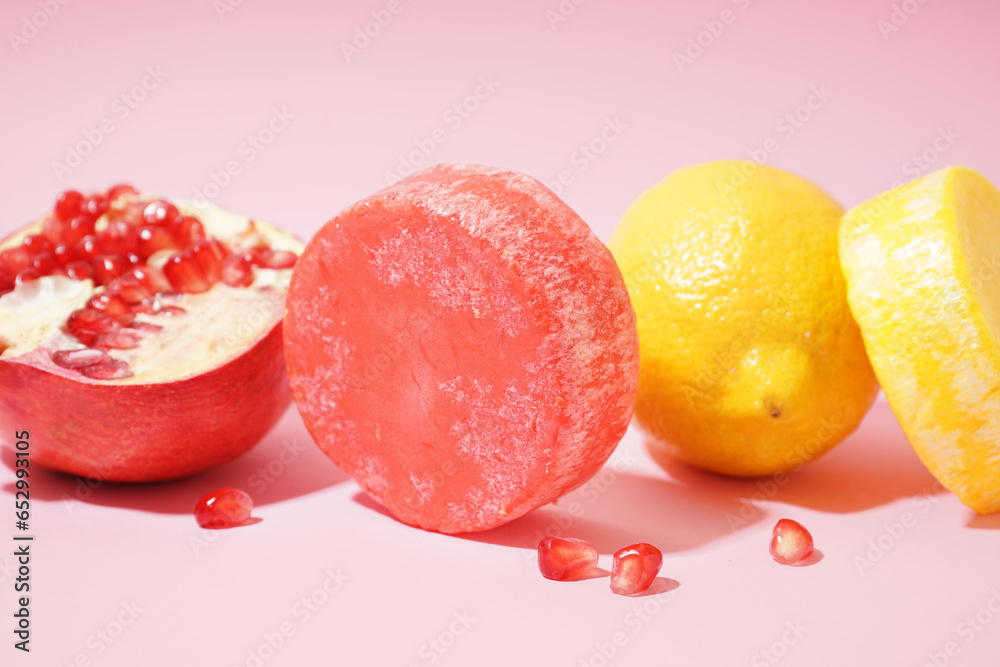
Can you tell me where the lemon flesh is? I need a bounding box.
[841,166,1000,514]
[611,161,878,477]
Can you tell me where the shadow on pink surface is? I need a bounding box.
[1,408,348,514]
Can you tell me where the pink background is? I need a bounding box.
[3,0,1000,665]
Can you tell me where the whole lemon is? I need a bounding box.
[609,161,878,476]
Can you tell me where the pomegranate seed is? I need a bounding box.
[15,268,39,285]
[107,183,138,201]
[22,234,54,256]
[42,216,68,243]
[127,265,171,294]
[610,543,663,596]
[770,519,814,565]
[172,215,205,248]
[65,216,97,245]
[79,358,132,380]
[194,488,253,529]
[93,329,141,350]
[137,225,176,258]
[66,309,118,345]
[191,240,226,284]
[537,537,599,581]
[92,254,126,286]
[74,235,100,262]
[0,270,13,295]
[221,253,255,287]
[87,292,135,326]
[52,348,111,370]
[130,321,163,333]
[97,220,140,256]
[30,252,59,275]
[266,250,297,269]
[163,251,211,293]
[54,190,84,221]
[81,194,109,219]
[53,244,75,266]
[143,200,179,227]
[243,247,272,267]
[159,305,186,316]
[105,276,150,304]
[0,247,31,274]
[65,261,95,281]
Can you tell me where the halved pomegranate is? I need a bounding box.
[0,185,303,482]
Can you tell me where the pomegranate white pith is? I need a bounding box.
[0,186,303,482]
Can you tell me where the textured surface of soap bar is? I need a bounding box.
[284,163,639,533]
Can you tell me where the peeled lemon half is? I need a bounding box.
[841,166,1000,514]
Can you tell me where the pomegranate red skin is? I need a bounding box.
[0,320,290,482]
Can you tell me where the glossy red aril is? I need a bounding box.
[163,251,211,293]
[66,309,118,345]
[610,543,662,596]
[92,254,126,286]
[537,537,599,581]
[191,239,226,284]
[98,220,140,256]
[137,225,175,257]
[87,292,135,326]
[79,358,132,380]
[769,519,814,565]
[54,190,84,221]
[172,215,205,248]
[143,199,179,227]
[194,488,253,529]
[1,247,31,275]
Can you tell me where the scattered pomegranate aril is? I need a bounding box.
[770,519,814,565]
[221,253,254,287]
[194,488,253,529]
[64,261,95,281]
[87,292,135,326]
[92,254,127,286]
[66,309,119,345]
[610,543,663,596]
[537,537,599,581]
[243,247,272,267]
[54,189,84,221]
[52,348,112,370]
[163,251,211,293]
[53,244,75,266]
[143,200,180,227]
[79,358,132,380]
[107,183,138,201]
[266,250,297,269]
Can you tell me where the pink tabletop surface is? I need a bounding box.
[3,1,1000,665]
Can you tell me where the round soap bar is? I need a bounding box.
[284,164,638,533]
